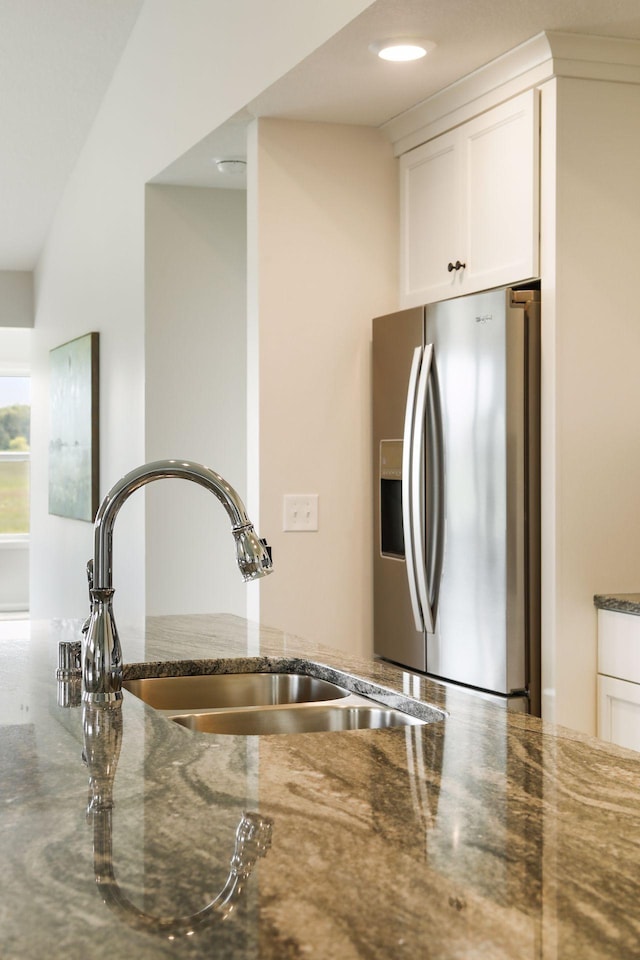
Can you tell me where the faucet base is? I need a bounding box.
[82,690,124,705]
[83,589,123,704]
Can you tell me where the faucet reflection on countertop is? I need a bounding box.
[82,700,273,939]
[82,459,273,705]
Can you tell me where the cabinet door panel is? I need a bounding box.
[598,674,640,752]
[463,90,539,292]
[400,131,463,306]
[399,89,539,307]
[597,609,640,684]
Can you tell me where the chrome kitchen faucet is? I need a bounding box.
[82,459,273,704]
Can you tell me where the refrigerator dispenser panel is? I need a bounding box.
[379,440,405,559]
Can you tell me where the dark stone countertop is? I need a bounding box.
[594,593,640,616]
[2,613,640,959]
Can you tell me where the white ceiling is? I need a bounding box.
[0,0,143,270]
[154,0,640,188]
[4,0,640,269]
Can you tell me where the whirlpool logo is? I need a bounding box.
[475,314,492,324]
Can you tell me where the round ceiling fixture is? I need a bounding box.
[369,38,435,62]
[214,159,247,175]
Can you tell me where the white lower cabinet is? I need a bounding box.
[598,674,640,752]
[597,609,640,751]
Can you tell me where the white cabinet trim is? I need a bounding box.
[385,31,640,157]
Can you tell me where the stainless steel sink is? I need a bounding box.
[171,704,427,736]
[123,665,442,736]
[123,673,350,711]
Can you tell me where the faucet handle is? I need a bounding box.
[56,640,83,707]
[86,558,94,592]
[81,559,95,636]
[56,640,82,678]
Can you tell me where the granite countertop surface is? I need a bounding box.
[3,613,640,960]
[594,593,640,616]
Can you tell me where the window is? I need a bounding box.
[0,376,30,536]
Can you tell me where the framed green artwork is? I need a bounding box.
[48,332,99,522]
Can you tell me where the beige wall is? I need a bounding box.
[540,77,640,734]
[249,119,398,656]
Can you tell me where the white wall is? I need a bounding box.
[0,327,31,368]
[0,273,33,328]
[144,185,249,617]
[0,540,28,612]
[249,119,398,657]
[29,0,375,626]
[540,77,640,734]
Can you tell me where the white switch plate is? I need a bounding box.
[283,494,319,532]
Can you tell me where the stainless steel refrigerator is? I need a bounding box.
[372,285,540,714]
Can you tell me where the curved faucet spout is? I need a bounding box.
[82,460,273,704]
[92,459,271,589]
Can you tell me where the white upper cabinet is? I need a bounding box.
[399,89,539,306]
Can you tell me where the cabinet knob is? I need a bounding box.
[447,260,466,272]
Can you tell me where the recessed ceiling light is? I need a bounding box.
[369,38,435,62]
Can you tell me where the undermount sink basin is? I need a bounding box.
[123,664,442,737]
[122,673,350,711]
[171,704,426,736]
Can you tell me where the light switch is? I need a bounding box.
[283,494,319,532]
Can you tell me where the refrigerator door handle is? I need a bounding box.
[412,343,435,634]
[429,360,445,619]
[402,347,425,633]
